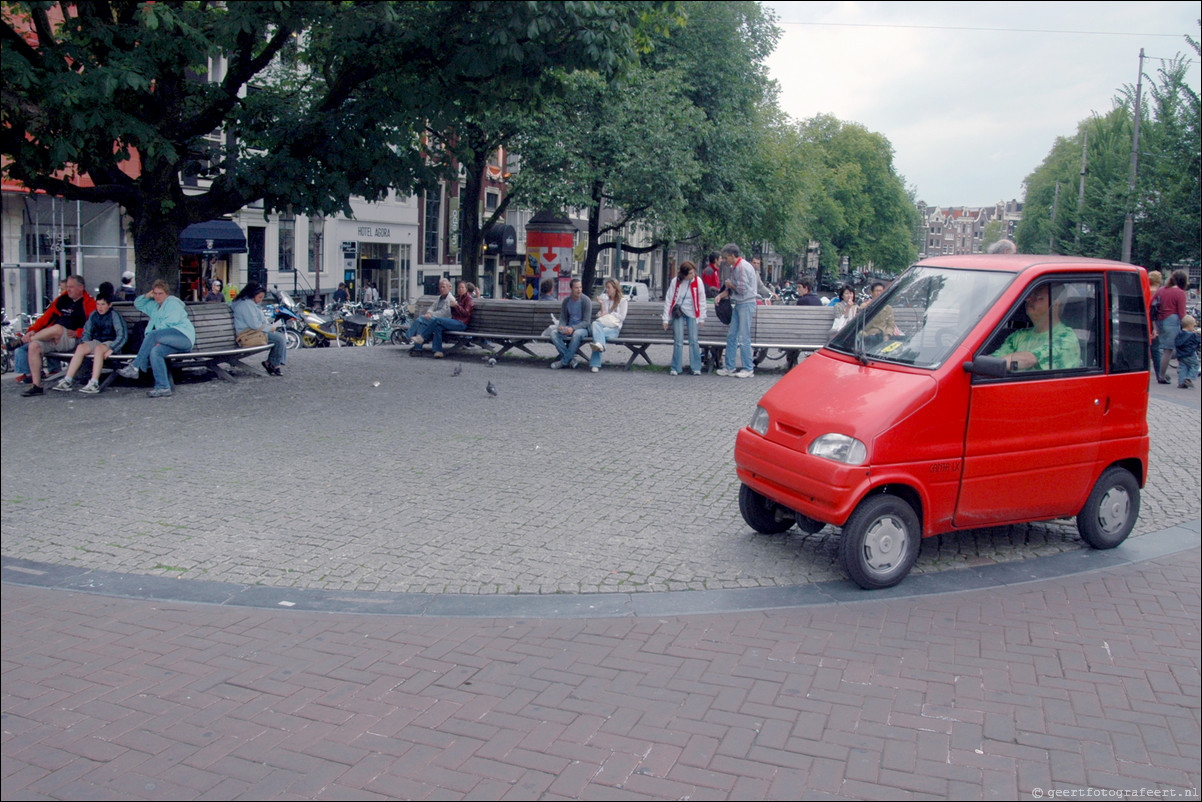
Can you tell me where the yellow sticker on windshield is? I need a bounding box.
[881,342,902,354]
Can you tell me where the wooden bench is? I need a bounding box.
[411,296,851,371]
[45,301,274,391]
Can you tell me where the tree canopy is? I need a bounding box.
[1015,33,1200,270]
[1,0,666,290]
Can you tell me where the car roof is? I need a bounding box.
[917,254,1145,274]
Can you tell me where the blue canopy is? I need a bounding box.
[180,220,247,254]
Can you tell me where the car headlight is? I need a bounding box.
[808,433,867,465]
[749,406,770,436]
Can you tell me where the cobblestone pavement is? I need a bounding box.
[2,343,1199,800]
[1,344,1198,595]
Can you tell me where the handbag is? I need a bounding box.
[670,283,684,318]
[715,296,732,324]
[596,313,621,329]
[236,328,268,348]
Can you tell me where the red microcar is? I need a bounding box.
[734,255,1152,589]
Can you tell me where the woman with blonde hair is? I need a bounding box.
[589,278,626,373]
[116,279,196,397]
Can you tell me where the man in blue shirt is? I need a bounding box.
[549,279,593,369]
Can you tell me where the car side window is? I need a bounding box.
[1108,271,1149,373]
[981,278,1101,376]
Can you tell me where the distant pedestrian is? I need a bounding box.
[794,278,822,306]
[332,283,350,304]
[715,243,759,378]
[117,270,138,301]
[1152,269,1189,384]
[701,253,721,298]
[1175,315,1199,389]
[1148,270,1163,371]
[661,261,707,375]
[204,279,225,303]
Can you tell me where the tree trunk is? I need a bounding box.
[129,168,188,295]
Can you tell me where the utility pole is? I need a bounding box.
[1075,129,1088,252]
[1121,49,1144,264]
[1049,181,1061,253]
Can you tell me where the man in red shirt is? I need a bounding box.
[17,274,96,396]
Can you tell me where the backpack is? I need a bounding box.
[1149,289,1162,322]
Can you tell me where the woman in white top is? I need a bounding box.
[589,278,627,373]
[662,262,707,375]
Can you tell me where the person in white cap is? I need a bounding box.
[117,270,137,301]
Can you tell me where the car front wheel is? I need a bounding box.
[839,494,921,590]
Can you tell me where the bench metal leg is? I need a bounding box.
[621,344,654,371]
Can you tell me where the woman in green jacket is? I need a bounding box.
[117,280,196,397]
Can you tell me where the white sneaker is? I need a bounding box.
[589,342,604,352]
[716,368,733,377]
[669,369,679,376]
[51,378,75,392]
[735,369,754,378]
[117,364,140,379]
[79,380,101,394]
[590,366,599,373]
[411,335,424,345]
[549,361,563,369]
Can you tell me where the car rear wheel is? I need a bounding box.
[840,494,920,590]
[1076,466,1139,549]
[738,484,794,534]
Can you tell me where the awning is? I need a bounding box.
[180,219,247,254]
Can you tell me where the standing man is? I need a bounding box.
[715,243,760,378]
[549,278,593,369]
[332,282,350,304]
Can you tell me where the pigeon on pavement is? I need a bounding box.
[452,364,462,376]
[486,381,498,397]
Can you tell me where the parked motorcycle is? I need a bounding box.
[299,308,344,347]
[338,311,374,347]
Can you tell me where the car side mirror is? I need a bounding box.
[962,355,1009,378]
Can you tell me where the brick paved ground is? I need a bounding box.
[2,549,1198,800]
[3,341,1199,800]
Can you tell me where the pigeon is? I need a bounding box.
[487,358,497,367]
[486,381,498,397]
[452,364,462,376]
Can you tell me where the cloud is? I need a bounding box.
[764,1,1200,205]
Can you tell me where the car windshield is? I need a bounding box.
[828,266,1014,369]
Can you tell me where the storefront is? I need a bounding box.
[337,220,417,303]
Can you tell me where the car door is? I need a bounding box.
[955,275,1107,527]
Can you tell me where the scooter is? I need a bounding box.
[299,309,344,347]
[338,310,374,347]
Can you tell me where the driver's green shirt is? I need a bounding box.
[994,322,1082,371]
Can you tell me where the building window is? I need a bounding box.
[424,188,441,264]
[278,214,295,272]
[485,191,499,212]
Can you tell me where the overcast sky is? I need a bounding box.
[762,1,1201,208]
